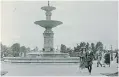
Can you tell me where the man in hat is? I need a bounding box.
[104,50,111,67]
[86,47,94,75]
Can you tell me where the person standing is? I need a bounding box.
[101,51,106,67]
[115,51,118,63]
[104,51,110,67]
[97,49,102,67]
[79,47,87,69]
[81,47,86,61]
[85,48,94,75]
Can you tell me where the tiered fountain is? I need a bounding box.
[34,1,69,58]
[3,1,79,63]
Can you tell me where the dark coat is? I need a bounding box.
[104,53,110,64]
[85,52,94,67]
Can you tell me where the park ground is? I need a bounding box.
[1,59,118,76]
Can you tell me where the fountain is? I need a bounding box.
[3,1,79,63]
[34,1,69,58]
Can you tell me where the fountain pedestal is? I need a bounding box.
[43,28,54,51]
[34,2,63,53]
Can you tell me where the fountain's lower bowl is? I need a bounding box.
[34,20,63,28]
[27,51,69,58]
[3,51,80,63]
[3,55,79,63]
[3,57,79,63]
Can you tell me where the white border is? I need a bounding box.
[0,0,119,2]
[0,0,118,77]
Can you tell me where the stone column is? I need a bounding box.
[43,28,54,51]
[45,11,52,20]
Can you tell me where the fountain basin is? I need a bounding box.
[3,57,80,63]
[41,6,56,11]
[28,52,69,58]
[34,20,63,28]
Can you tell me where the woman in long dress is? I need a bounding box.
[79,47,87,69]
[101,51,106,67]
[97,51,102,67]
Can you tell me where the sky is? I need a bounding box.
[1,1,118,50]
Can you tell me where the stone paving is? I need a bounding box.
[1,60,118,76]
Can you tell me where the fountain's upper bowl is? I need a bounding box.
[34,20,63,28]
[41,6,56,11]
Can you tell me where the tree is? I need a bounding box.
[95,42,103,60]
[76,44,80,52]
[79,42,86,48]
[67,48,72,53]
[82,42,86,47]
[1,44,9,57]
[26,47,31,52]
[20,46,26,57]
[67,48,73,56]
[79,42,83,48]
[60,44,67,53]
[11,43,20,57]
[96,42,103,51]
[91,43,95,53]
[74,47,77,52]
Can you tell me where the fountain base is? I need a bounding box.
[3,51,79,63]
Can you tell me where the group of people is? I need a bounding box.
[79,47,94,75]
[79,47,118,75]
[96,49,111,67]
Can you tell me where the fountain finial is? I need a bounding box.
[48,1,50,6]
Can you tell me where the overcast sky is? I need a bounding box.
[1,1,118,50]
